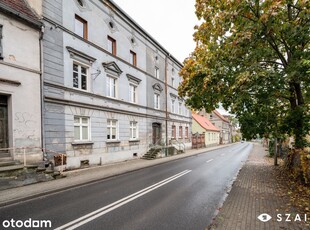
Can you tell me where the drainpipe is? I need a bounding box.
[39,25,45,157]
[165,54,169,149]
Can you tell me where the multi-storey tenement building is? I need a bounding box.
[199,109,231,144]
[42,0,192,169]
[0,0,43,164]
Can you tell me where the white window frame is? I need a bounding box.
[74,116,90,141]
[154,93,160,109]
[106,75,117,98]
[178,102,182,115]
[107,119,118,140]
[155,66,159,79]
[130,121,138,140]
[73,62,89,91]
[129,84,137,103]
[171,98,175,113]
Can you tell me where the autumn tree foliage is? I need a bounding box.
[179,0,310,149]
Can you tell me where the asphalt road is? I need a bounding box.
[0,143,252,230]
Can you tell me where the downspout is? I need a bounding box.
[165,54,169,149]
[39,25,45,156]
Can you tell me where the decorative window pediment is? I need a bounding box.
[126,74,141,85]
[102,61,122,76]
[152,83,163,93]
[67,46,96,65]
[170,93,177,99]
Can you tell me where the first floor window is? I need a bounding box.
[73,63,88,90]
[178,102,182,115]
[74,116,90,141]
[154,93,160,109]
[171,98,175,113]
[130,121,138,139]
[107,119,118,140]
[129,84,137,103]
[107,76,117,98]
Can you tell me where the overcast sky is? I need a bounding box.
[113,0,198,63]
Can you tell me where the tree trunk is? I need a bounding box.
[274,138,278,166]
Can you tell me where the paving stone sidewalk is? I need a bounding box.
[209,143,309,230]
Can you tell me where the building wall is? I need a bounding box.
[42,0,191,169]
[192,120,219,146]
[0,12,42,162]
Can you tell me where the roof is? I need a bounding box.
[107,0,183,67]
[0,0,42,28]
[213,110,230,123]
[192,113,220,132]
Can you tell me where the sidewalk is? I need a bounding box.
[0,143,235,207]
[209,143,309,230]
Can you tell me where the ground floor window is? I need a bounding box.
[107,119,118,140]
[179,126,183,138]
[130,121,138,140]
[74,116,90,141]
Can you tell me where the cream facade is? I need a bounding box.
[0,1,43,163]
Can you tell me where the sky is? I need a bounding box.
[112,0,198,63]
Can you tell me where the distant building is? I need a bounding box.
[192,113,220,147]
[0,0,43,163]
[41,0,192,169]
[199,109,231,144]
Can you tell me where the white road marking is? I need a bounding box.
[55,170,192,230]
[206,159,214,163]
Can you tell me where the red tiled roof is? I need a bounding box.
[192,113,220,132]
[0,0,39,21]
[213,110,230,123]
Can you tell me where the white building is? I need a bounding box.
[42,0,192,169]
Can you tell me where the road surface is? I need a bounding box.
[0,143,252,230]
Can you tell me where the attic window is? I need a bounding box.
[109,21,114,29]
[77,0,84,7]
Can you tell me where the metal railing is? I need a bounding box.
[0,146,65,172]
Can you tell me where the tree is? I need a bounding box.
[179,0,310,149]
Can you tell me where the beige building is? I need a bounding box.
[192,113,220,147]
[0,0,43,164]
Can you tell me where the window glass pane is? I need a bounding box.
[73,64,78,72]
[81,74,87,90]
[73,72,79,88]
[74,117,80,124]
[112,120,116,126]
[81,66,87,74]
[74,126,80,140]
[82,126,88,140]
[82,118,88,124]
[75,19,84,37]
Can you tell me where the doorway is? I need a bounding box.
[152,123,161,145]
[0,95,8,155]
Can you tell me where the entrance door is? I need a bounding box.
[0,95,8,154]
[152,123,161,145]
